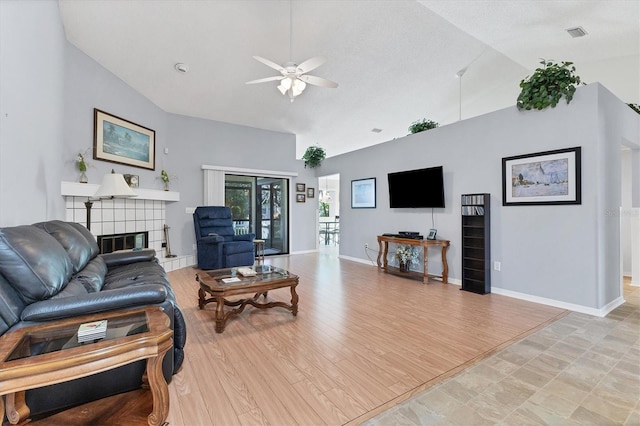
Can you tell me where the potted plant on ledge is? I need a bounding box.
[302,145,326,168]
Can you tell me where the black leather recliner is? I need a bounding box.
[0,220,187,418]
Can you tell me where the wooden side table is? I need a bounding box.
[254,239,266,265]
[0,307,172,426]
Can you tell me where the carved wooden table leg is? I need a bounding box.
[423,247,429,284]
[377,239,383,268]
[198,287,206,309]
[214,295,226,333]
[290,284,299,316]
[146,340,172,426]
[441,245,449,283]
[5,391,29,425]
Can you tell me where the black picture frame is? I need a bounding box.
[296,183,306,193]
[94,109,155,170]
[351,177,376,209]
[502,147,581,206]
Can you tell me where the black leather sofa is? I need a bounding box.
[0,220,187,417]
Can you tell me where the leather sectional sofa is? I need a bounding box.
[0,220,187,417]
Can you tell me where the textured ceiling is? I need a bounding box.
[58,0,639,158]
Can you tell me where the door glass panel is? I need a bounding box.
[225,175,289,255]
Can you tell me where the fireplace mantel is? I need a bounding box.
[61,181,180,202]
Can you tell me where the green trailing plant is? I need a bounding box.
[302,145,326,168]
[408,119,439,134]
[517,59,583,111]
[628,103,640,115]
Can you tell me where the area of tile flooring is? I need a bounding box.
[365,283,640,425]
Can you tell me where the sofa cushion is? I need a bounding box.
[75,257,107,292]
[0,226,73,304]
[68,222,100,259]
[34,220,95,272]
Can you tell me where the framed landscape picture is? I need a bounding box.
[94,109,156,170]
[351,177,376,208]
[502,147,581,206]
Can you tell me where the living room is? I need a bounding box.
[1,1,639,424]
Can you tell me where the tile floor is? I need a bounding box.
[365,281,640,425]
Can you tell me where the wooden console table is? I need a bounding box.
[377,235,450,284]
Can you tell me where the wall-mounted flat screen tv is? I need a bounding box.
[388,166,445,208]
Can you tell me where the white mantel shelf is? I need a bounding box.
[61,181,180,202]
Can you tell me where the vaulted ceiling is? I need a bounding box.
[58,0,639,158]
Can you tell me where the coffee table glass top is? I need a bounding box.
[5,311,149,362]
[199,265,296,289]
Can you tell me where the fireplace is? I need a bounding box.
[97,231,149,254]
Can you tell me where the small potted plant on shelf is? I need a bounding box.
[75,149,91,183]
[302,145,326,168]
[395,244,418,272]
[408,118,439,134]
[159,169,173,191]
[517,59,583,111]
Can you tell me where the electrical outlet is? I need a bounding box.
[494,261,501,271]
[365,243,369,249]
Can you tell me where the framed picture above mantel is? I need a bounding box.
[94,108,156,170]
[502,147,581,206]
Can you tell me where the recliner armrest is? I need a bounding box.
[200,235,225,244]
[233,233,256,242]
[100,249,157,267]
[20,284,168,321]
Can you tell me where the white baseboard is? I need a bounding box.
[339,254,377,266]
[289,249,317,255]
[491,287,625,317]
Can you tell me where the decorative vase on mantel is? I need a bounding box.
[79,171,88,184]
[163,181,169,191]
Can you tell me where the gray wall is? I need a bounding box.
[321,83,639,311]
[0,1,66,225]
[0,3,318,257]
[164,113,317,255]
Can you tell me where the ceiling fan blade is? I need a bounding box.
[298,74,338,88]
[253,56,285,73]
[296,56,326,74]
[245,76,284,85]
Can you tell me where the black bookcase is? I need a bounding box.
[461,193,490,294]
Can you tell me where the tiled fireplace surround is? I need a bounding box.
[62,182,194,272]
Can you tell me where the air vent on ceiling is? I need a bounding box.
[371,128,383,133]
[566,26,587,38]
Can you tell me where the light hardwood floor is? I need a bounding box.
[163,252,566,425]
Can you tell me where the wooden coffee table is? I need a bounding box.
[0,307,172,426]
[195,265,299,333]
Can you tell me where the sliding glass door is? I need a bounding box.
[225,175,289,255]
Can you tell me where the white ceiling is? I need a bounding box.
[58,0,639,158]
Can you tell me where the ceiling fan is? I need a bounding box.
[245,1,338,102]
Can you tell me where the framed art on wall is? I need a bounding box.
[296,193,306,203]
[94,108,156,170]
[296,183,306,192]
[351,177,376,208]
[307,187,315,198]
[502,147,581,206]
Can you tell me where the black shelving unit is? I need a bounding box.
[461,193,490,294]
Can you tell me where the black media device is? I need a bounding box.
[388,166,445,208]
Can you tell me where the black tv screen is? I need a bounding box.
[388,166,445,208]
